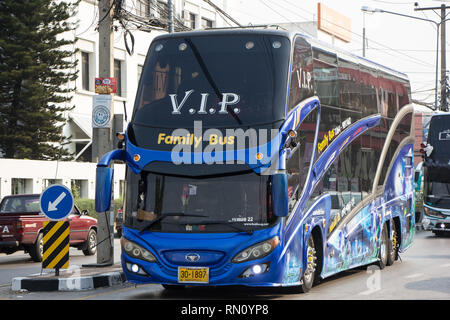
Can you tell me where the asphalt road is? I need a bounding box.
[0,230,449,300]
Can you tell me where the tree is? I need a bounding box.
[0,0,79,160]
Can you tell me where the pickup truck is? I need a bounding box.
[0,194,98,262]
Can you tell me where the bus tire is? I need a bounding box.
[299,236,317,293]
[386,224,398,266]
[377,224,389,270]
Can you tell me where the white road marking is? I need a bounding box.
[405,273,424,279]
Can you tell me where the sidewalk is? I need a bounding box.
[11,263,126,292]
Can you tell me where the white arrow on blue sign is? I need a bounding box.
[40,185,74,221]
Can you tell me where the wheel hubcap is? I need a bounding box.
[90,233,97,251]
[304,245,317,282]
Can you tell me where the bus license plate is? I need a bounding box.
[178,267,209,283]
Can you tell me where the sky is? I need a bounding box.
[224,0,450,108]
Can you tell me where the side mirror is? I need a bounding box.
[95,166,113,213]
[81,209,89,216]
[271,173,289,217]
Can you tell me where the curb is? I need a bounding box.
[12,271,126,292]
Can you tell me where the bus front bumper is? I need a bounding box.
[121,252,288,287]
[422,215,450,232]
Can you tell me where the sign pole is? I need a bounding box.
[40,185,74,275]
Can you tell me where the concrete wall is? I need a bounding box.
[0,159,125,200]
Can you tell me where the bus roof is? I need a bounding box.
[153,27,409,81]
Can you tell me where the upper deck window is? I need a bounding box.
[312,48,338,107]
[132,34,290,129]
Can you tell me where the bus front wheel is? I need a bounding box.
[377,224,389,270]
[299,236,317,293]
[386,224,399,266]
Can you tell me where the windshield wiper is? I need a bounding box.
[139,212,209,234]
[185,38,242,125]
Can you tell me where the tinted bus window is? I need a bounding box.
[287,108,318,206]
[289,37,314,110]
[396,76,411,108]
[360,129,380,193]
[338,58,361,110]
[338,135,362,195]
[360,65,378,117]
[306,134,364,217]
[313,48,338,107]
[378,71,400,119]
[378,112,412,186]
[133,34,291,129]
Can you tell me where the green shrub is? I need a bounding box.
[74,198,124,220]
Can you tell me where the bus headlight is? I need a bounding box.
[232,236,280,263]
[121,238,157,262]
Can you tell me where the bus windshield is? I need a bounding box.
[124,170,277,233]
[132,33,290,130]
[428,115,450,159]
[425,180,450,209]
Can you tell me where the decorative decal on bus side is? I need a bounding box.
[295,68,313,91]
[317,117,352,154]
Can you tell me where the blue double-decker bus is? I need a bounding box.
[95,28,415,292]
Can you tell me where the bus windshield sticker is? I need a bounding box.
[439,130,450,141]
[137,209,157,221]
[188,184,197,195]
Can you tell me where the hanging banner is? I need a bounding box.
[92,95,112,128]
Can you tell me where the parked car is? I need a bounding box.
[0,194,97,262]
[115,208,123,238]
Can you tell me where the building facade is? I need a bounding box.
[1,0,229,200]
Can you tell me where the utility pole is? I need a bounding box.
[362,9,366,57]
[168,0,174,33]
[94,0,115,266]
[415,4,450,111]
[441,5,448,111]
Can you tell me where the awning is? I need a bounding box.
[69,113,92,139]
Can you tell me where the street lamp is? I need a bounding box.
[361,6,449,110]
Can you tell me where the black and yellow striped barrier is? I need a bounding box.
[42,221,69,270]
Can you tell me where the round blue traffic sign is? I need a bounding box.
[40,185,74,220]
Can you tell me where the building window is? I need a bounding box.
[43,179,63,191]
[137,64,143,84]
[188,13,196,29]
[136,0,149,17]
[71,179,88,199]
[11,178,33,194]
[114,59,122,97]
[201,18,213,29]
[81,52,90,91]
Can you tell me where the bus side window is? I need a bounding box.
[287,108,318,210]
[288,37,313,111]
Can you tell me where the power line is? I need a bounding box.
[202,0,241,26]
[271,0,436,69]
